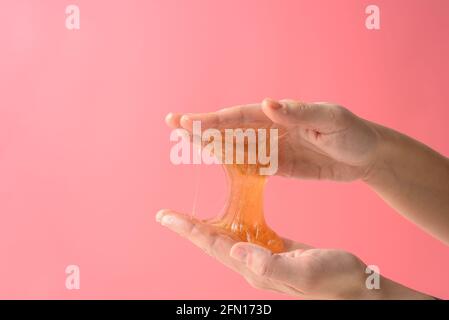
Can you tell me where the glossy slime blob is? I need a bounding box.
[205,126,285,253]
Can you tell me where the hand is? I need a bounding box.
[166,99,380,181]
[156,209,434,299]
[156,209,380,299]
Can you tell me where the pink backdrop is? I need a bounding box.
[0,0,448,299]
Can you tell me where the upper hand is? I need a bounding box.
[166,99,379,181]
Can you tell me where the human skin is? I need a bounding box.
[161,98,449,299]
[156,209,433,299]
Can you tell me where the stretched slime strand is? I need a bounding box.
[206,126,284,253]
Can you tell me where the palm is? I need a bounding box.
[277,122,375,181]
[289,248,365,299]
[156,209,368,299]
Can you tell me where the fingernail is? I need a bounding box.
[161,214,175,226]
[280,102,289,114]
[180,115,191,124]
[264,98,282,110]
[271,102,283,110]
[165,112,173,121]
[155,209,166,223]
[231,247,248,262]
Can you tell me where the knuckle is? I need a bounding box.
[330,105,351,121]
[293,101,309,114]
[206,235,223,257]
[256,255,278,278]
[188,223,204,237]
[281,100,308,115]
[203,237,217,257]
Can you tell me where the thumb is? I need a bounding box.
[261,98,345,132]
[230,242,307,286]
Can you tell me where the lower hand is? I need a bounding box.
[155,209,412,299]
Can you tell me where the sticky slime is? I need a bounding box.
[205,127,284,253]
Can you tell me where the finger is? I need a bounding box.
[155,209,244,272]
[262,98,346,132]
[165,112,183,128]
[156,209,232,255]
[230,242,309,288]
[179,104,270,131]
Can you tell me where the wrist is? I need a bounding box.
[332,259,434,300]
[361,121,396,185]
[369,276,435,300]
[344,275,434,300]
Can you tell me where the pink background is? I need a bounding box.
[0,0,448,299]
